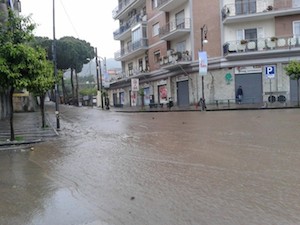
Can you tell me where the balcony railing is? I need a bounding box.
[114,38,148,59]
[222,0,300,20]
[159,50,192,66]
[157,0,170,7]
[159,18,191,37]
[112,0,138,19]
[157,0,188,12]
[113,14,147,40]
[223,36,300,56]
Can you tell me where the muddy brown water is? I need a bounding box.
[1,106,300,225]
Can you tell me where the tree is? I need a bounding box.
[284,60,300,107]
[26,47,55,128]
[30,36,95,105]
[56,37,94,106]
[0,10,41,141]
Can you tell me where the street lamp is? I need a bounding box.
[200,24,208,111]
[52,0,60,129]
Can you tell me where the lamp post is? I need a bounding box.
[53,0,60,129]
[95,48,101,108]
[200,24,208,111]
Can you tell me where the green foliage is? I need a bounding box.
[56,36,94,73]
[79,88,97,96]
[0,10,35,44]
[0,9,54,140]
[30,36,53,60]
[138,88,145,96]
[0,9,37,90]
[26,48,55,97]
[284,60,300,80]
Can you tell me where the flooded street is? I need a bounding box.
[1,105,300,225]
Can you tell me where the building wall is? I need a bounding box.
[275,15,300,36]
[192,0,221,59]
[110,0,300,108]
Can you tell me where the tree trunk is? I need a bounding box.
[40,93,46,128]
[297,79,299,107]
[8,86,15,141]
[70,68,75,105]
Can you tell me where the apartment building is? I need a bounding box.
[109,0,300,108]
[0,0,21,17]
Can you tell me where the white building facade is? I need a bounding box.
[108,0,300,108]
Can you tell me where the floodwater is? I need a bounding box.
[1,105,300,225]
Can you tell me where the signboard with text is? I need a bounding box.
[265,65,276,79]
[131,78,139,92]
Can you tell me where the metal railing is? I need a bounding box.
[222,0,300,20]
[113,14,146,39]
[159,18,191,37]
[159,50,192,66]
[223,35,300,55]
[112,0,138,18]
[114,38,148,59]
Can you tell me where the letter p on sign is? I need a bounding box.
[265,65,275,79]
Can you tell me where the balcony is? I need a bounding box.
[114,38,148,61]
[223,36,300,60]
[159,18,191,41]
[157,0,188,12]
[112,0,145,20]
[159,50,192,70]
[222,0,300,24]
[113,14,147,41]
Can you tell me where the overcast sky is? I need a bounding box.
[21,0,120,59]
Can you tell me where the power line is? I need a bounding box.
[58,0,80,38]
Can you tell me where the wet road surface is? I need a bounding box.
[1,105,300,225]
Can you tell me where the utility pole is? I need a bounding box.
[53,0,60,129]
[95,48,101,108]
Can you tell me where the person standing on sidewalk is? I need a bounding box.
[236,86,243,104]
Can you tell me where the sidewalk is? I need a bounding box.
[0,111,58,151]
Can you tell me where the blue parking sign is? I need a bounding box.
[265,65,276,79]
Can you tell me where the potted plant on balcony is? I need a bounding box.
[270,36,278,42]
[240,39,248,45]
[174,51,182,61]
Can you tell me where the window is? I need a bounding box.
[293,0,300,7]
[235,0,256,15]
[176,41,186,53]
[138,58,143,71]
[176,10,185,29]
[152,23,159,37]
[236,28,259,41]
[127,40,132,53]
[293,21,300,37]
[152,0,158,9]
[132,27,141,43]
[154,51,161,63]
[128,62,133,76]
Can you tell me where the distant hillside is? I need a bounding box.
[64,58,121,77]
